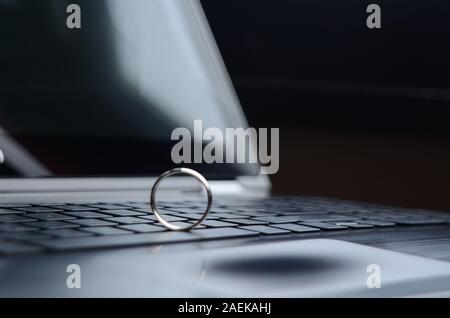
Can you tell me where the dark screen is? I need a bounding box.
[0,0,254,178]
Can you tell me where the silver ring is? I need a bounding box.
[150,168,212,231]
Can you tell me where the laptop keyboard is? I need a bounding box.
[0,197,449,254]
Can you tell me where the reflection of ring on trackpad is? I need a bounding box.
[150,168,212,231]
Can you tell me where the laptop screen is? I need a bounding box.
[0,0,256,178]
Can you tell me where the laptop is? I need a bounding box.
[1,0,450,297]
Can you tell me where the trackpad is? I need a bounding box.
[6,238,450,297]
[141,239,450,297]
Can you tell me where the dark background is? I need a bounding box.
[201,0,450,211]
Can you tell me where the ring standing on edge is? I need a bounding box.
[150,168,213,231]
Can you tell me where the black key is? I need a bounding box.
[299,222,348,230]
[170,204,206,213]
[28,213,75,221]
[0,215,36,223]
[51,205,98,211]
[169,213,219,220]
[35,228,257,251]
[159,202,201,208]
[0,204,31,208]
[67,219,117,227]
[201,220,237,228]
[118,224,165,233]
[167,222,206,229]
[0,208,25,215]
[213,200,255,207]
[41,229,94,238]
[0,240,43,254]
[62,211,114,219]
[334,222,374,229]
[240,225,290,235]
[0,223,35,232]
[138,215,184,222]
[283,207,329,213]
[253,216,300,224]
[80,227,133,236]
[14,206,64,213]
[360,219,396,227]
[122,203,150,209]
[134,208,172,214]
[85,204,128,210]
[223,207,271,213]
[392,218,446,225]
[28,221,80,230]
[209,207,238,213]
[163,207,203,214]
[296,213,359,222]
[227,218,268,225]
[1,231,51,240]
[109,217,152,225]
[102,210,146,217]
[349,212,389,219]
[272,223,320,233]
[215,213,251,219]
[231,211,277,217]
